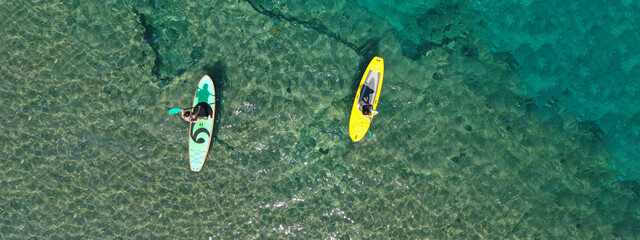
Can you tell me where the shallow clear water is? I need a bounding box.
[1,0,639,238]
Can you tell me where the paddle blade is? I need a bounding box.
[168,108,181,115]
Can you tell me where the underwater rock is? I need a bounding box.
[133,1,199,87]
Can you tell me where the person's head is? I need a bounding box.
[362,104,372,115]
[183,111,191,117]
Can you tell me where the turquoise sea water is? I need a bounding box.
[1,0,639,238]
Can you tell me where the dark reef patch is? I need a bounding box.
[245,0,388,59]
[133,8,162,84]
[133,1,200,87]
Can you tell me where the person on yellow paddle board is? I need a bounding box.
[357,85,379,117]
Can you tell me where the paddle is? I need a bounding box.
[168,108,184,115]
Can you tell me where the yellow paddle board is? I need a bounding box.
[349,57,384,142]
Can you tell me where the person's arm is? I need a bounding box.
[371,110,379,116]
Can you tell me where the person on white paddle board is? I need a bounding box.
[181,102,212,123]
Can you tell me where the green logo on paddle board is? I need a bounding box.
[190,123,210,143]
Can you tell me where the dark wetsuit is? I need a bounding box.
[359,85,375,104]
[193,102,213,117]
